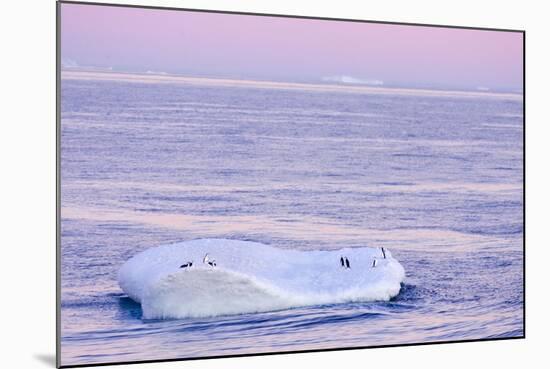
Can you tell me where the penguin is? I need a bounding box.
[340,256,345,268]
[372,259,378,268]
[381,247,386,259]
[203,253,217,267]
[179,261,193,269]
[345,257,351,269]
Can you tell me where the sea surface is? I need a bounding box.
[60,71,524,366]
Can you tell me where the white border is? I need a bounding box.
[2,1,547,368]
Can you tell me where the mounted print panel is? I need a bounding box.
[57,1,524,367]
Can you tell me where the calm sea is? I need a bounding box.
[60,72,523,366]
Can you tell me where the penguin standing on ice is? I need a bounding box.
[345,257,351,269]
[203,253,217,267]
[372,259,378,268]
[381,247,387,259]
[179,261,193,269]
[340,256,345,268]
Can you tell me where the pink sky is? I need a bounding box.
[60,3,523,90]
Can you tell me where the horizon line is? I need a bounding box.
[60,68,524,99]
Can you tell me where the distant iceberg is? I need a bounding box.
[61,58,113,72]
[322,75,384,86]
[61,58,79,69]
[118,239,405,319]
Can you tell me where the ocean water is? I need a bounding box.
[60,72,524,366]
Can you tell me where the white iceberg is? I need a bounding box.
[322,75,384,86]
[118,239,405,319]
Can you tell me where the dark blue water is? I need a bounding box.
[60,72,523,366]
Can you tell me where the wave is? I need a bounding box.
[118,239,405,319]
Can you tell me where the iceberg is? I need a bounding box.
[118,239,405,319]
[322,75,384,86]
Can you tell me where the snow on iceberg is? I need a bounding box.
[118,239,405,319]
